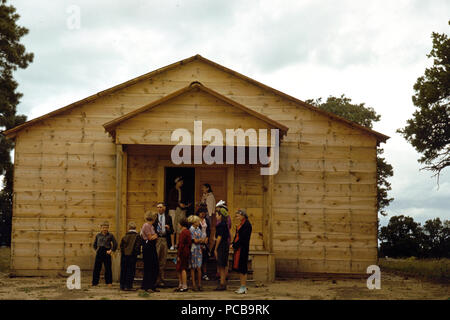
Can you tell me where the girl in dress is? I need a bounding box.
[188,215,206,291]
[197,206,210,281]
[200,184,216,252]
[175,217,191,292]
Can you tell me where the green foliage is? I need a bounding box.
[398,22,450,180]
[138,291,150,298]
[379,215,423,257]
[306,95,394,216]
[379,215,450,258]
[422,218,450,258]
[307,95,380,128]
[0,0,33,246]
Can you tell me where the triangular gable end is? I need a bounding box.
[103,81,289,145]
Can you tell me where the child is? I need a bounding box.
[175,217,191,292]
[197,206,210,281]
[213,204,230,291]
[188,215,205,291]
[140,212,159,292]
[92,221,118,287]
[119,221,142,291]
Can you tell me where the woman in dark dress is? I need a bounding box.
[140,212,159,292]
[232,209,252,294]
[213,201,230,291]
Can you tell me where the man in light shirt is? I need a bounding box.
[153,202,173,287]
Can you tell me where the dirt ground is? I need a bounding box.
[0,271,448,300]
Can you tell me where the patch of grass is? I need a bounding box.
[138,291,150,298]
[379,258,450,283]
[0,247,10,273]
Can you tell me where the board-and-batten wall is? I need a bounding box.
[125,147,266,251]
[10,58,377,275]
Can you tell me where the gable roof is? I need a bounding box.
[103,81,289,140]
[2,54,389,143]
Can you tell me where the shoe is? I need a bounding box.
[198,287,203,291]
[202,275,210,281]
[179,287,188,292]
[174,287,182,292]
[235,287,248,294]
[170,246,175,250]
[214,285,227,291]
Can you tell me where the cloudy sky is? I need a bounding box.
[11,0,450,226]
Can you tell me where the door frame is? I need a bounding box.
[157,160,234,217]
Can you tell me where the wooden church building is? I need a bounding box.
[3,55,389,281]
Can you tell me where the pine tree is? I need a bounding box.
[398,23,450,181]
[0,0,33,245]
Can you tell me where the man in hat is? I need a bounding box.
[167,177,190,249]
[92,221,118,287]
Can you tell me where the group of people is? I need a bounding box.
[91,177,253,294]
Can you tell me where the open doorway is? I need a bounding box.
[165,167,195,217]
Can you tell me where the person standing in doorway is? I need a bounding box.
[153,202,173,287]
[168,177,189,249]
[92,221,117,287]
[200,183,216,252]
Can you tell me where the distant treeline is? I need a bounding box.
[379,215,450,258]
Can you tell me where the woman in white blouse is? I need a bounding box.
[200,184,216,252]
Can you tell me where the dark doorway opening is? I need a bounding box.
[165,167,195,217]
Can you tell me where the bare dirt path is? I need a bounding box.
[0,271,448,300]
